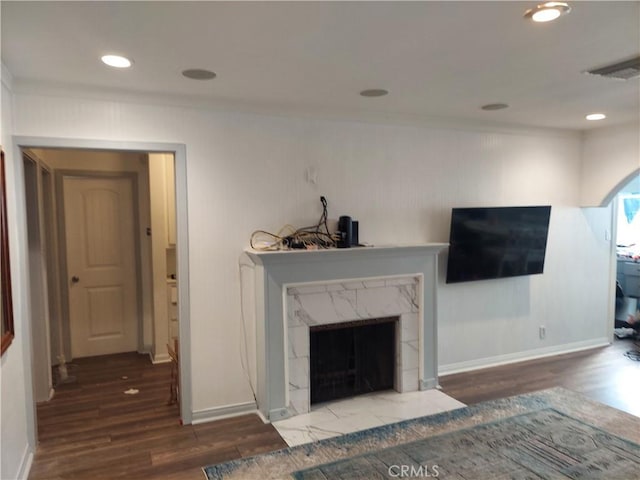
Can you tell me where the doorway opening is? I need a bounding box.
[612,173,640,339]
[20,145,187,434]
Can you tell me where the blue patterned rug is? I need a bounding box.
[203,388,640,479]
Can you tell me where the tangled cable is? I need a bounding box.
[250,197,338,251]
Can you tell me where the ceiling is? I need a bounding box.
[2,1,639,131]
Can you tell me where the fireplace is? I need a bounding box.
[286,277,421,416]
[241,244,446,421]
[310,317,398,404]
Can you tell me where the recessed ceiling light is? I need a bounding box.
[481,103,509,111]
[586,113,606,121]
[360,89,389,97]
[101,54,133,69]
[182,69,217,80]
[524,2,571,22]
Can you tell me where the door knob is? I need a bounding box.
[71,276,80,284]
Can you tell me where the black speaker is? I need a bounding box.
[351,221,359,246]
[337,216,352,248]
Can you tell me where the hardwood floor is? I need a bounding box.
[29,353,286,480]
[439,337,640,418]
[29,339,640,479]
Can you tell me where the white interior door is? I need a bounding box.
[64,175,139,357]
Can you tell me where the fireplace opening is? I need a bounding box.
[309,317,397,405]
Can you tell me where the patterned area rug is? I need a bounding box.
[203,388,640,479]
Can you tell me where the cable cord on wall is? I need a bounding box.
[250,196,337,251]
[238,261,258,402]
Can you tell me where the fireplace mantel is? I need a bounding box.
[241,244,447,421]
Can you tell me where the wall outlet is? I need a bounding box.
[539,325,546,339]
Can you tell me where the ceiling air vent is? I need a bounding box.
[585,56,640,80]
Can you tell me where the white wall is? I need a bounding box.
[439,205,612,372]
[580,122,640,207]
[1,68,35,479]
[9,91,613,417]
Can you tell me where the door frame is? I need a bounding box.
[57,170,144,359]
[22,152,54,403]
[607,169,640,337]
[13,137,192,450]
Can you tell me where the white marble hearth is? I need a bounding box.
[273,389,466,447]
[241,244,447,421]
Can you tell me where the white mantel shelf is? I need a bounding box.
[240,243,448,421]
[244,243,448,263]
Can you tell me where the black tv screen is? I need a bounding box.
[446,206,551,284]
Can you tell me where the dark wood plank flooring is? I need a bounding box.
[29,352,286,480]
[29,339,640,479]
[439,337,640,418]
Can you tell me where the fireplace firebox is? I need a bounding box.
[310,317,397,404]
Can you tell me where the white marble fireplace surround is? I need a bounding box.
[242,244,447,422]
[287,277,420,416]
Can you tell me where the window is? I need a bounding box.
[617,192,640,253]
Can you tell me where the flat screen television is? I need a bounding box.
[446,206,551,284]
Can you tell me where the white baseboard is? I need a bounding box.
[255,408,270,424]
[419,378,438,390]
[438,338,611,376]
[148,352,171,364]
[191,401,257,425]
[17,443,34,480]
